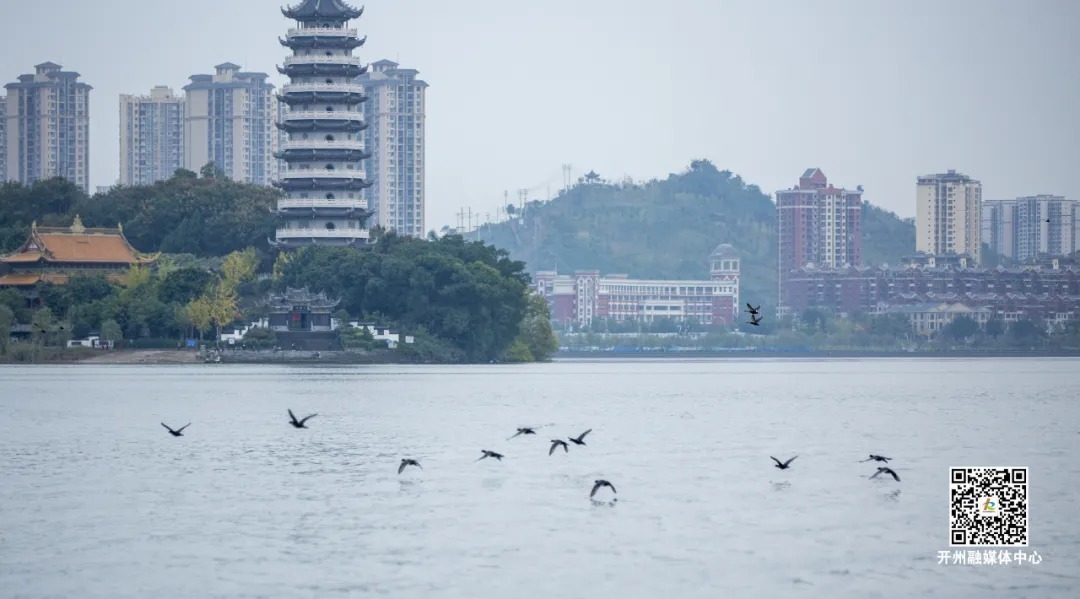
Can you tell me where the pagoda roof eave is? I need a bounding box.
[281,0,364,20]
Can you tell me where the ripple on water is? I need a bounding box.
[0,359,1078,598]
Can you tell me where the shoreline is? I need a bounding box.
[3,348,1078,365]
[554,349,1080,359]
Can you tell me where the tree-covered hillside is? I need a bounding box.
[472,160,915,308]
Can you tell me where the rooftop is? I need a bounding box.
[282,0,363,20]
[0,216,159,265]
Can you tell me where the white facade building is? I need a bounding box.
[3,62,91,191]
[119,86,185,185]
[916,169,982,264]
[357,59,427,237]
[183,63,277,185]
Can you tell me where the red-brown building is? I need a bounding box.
[777,168,863,315]
[781,261,1080,323]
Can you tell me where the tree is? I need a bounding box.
[0,304,13,354]
[31,308,55,345]
[221,247,258,289]
[200,162,227,179]
[158,267,213,305]
[100,319,123,346]
[186,297,213,340]
[944,315,979,342]
[985,318,1006,340]
[241,326,276,349]
[0,288,29,323]
[513,293,559,361]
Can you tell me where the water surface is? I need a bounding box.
[1,358,1078,598]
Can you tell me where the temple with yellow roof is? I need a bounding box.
[0,216,159,289]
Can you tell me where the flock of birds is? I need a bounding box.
[161,412,901,499]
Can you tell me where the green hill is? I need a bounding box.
[471,160,914,310]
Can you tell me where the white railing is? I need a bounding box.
[277,198,368,209]
[276,228,370,239]
[287,27,358,37]
[281,169,365,179]
[282,140,366,151]
[281,83,365,95]
[282,110,365,121]
[284,55,362,66]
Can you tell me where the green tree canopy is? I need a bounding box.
[281,233,531,361]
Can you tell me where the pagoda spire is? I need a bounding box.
[281,0,363,21]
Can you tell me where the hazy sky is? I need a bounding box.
[2,0,1077,230]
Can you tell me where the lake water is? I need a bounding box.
[1,358,1078,598]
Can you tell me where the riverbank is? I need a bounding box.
[56,348,437,365]
[555,349,1080,359]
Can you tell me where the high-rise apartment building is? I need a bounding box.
[776,168,863,313]
[271,0,373,249]
[3,62,91,190]
[916,169,982,264]
[119,86,185,185]
[356,59,427,237]
[983,195,1079,262]
[183,63,277,185]
[0,96,6,182]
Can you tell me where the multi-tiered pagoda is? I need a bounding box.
[272,0,373,249]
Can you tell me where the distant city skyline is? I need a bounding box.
[1,0,1078,230]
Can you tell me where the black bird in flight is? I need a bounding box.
[476,450,504,462]
[549,439,569,455]
[509,427,536,439]
[748,314,763,326]
[1046,218,1051,223]
[398,458,422,474]
[568,429,592,446]
[745,303,761,315]
[860,454,891,463]
[288,409,317,429]
[871,467,901,482]
[590,479,617,498]
[160,422,190,437]
[771,455,798,470]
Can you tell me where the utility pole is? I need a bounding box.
[503,190,509,223]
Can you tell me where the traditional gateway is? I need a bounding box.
[0,216,159,297]
[534,244,741,328]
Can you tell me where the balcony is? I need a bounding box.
[276,227,370,239]
[287,27,358,38]
[281,83,365,95]
[281,169,364,179]
[282,110,365,121]
[282,139,366,151]
[278,198,368,209]
[284,55,363,67]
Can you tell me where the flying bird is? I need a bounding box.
[476,450,504,462]
[771,455,798,470]
[870,467,901,482]
[160,422,190,437]
[860,454,891,463]
[398,458,422,474]
[288,409,317,429]
[748,314,763,326]
[745,303,761,315]
[590,479,617,498]
[509,427,536,439]
[568,429,592,446]
[549,439,569,455]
